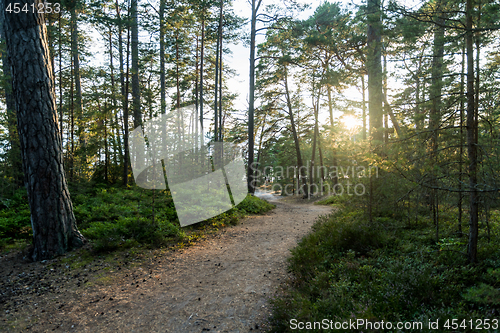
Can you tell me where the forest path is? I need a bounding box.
[1,195,331,333]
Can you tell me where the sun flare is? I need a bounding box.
[341,115,359,130]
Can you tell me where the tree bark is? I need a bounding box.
[159,0,166,115]
[0,22,23,188]
[458,39,465,234]
[284,66,306,195]
[116,0,129,186]
[2,0,85,260]
[466,0,478,264]
[214,11,220,142]
[247,0,262,194]
[218,1,223,142]
[131,0,141,128]
[199,17,205,147]
[429,4,445,239]
[70,1,85,164]
[361,75,366,140]
[366,0,383,143]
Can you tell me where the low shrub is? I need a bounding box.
[1,187,275,253]
[267,207,500,333]
[236,194,275,214]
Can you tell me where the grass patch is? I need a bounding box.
[267,206,500,332]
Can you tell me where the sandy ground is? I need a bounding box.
[1,194,331,333]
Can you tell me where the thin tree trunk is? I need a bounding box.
[367,0,383,144]
[474,0,481,146]
[108,26,121,168]
[214,13,220,142]
[159,0,166,115]
[0,19,23,188]
[466,0,479,264]
[131,0,141,128]
[218,2,223,142]
[310,110,318,196]
[383,48,388,144]
[318,138,325,182]
[70,4,85,165]
[117,0,130,186]
[430,8,445,239]
[200,18,205,146]
[284,66,305,195]
[194,34,199,156]
[458,42,465,234]
[70,58,75,181]
[310,84,320,196]
[248,0,262,194]
[327,78,338,186]
[58,12,63,146]
[361,75,366,140]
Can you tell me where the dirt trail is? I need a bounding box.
[1,195,330,333]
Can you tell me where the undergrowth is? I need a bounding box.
[267,195,500,332]
[0,185,274,253]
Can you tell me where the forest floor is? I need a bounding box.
[0,193,331,332]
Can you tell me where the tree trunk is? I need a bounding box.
[383,48,388,144]
[247,0,262,194]
[2,0,85,260]
[366,0,383,143]
[0,24,23,188]
[284,66,306,195]
[429,7,445,239]
[458,40,465,234]
[218,1,223,142]
[159,0,166,115]
[327,81,338,186]
[310,85,320,195]
[200,18,205,146]
[108,26,122,168]
[58,12,63,147]
[70,58,75,181]
[214,16,220,142]
[131,0,141,128]
[116,0,130,186]
[361,75,366,140]
[70,2,85,165]
[466,0,478,264]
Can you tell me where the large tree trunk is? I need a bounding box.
[366,0,383,143]
[2,0,85,260]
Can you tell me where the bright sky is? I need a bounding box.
[85,0,410,131]
[227,0,365,123]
